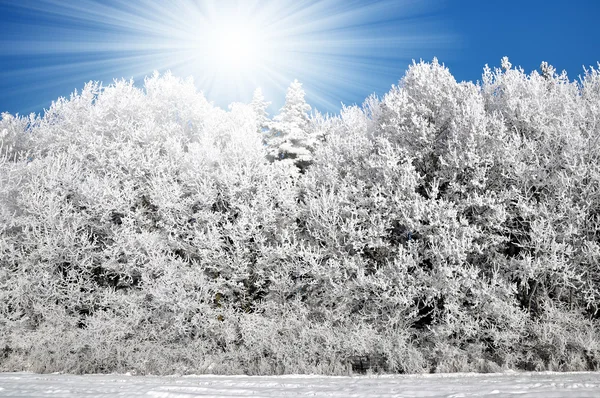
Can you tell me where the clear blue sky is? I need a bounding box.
[0,0,598,117]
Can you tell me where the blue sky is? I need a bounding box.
[0,0,598,117]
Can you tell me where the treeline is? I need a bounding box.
[1,59,600,375]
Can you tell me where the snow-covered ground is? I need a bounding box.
[0,371,599,397]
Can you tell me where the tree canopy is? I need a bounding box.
[1,59,600,375]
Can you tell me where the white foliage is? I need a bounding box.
[2,60,600,376]
[267,80,316,167]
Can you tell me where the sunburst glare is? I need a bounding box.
[0,0,455,114]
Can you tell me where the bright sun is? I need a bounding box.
[209,21,264,72]
[211,25,260,70]
[4,1,452,114]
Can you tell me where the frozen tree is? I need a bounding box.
[501,55,512,72]
[250,87,271,134]
[2,60,600,376]
[266,79,314,170]
[0,73,300,375]
[540,60,556,80]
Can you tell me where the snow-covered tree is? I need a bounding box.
[2,60,600,375]
[267,80,314,170]
[250,87,271,134]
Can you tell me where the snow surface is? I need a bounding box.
[1,371,599,397]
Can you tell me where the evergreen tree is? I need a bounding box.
[250,87,270,134]
[267,79,314,170]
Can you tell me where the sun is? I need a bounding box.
[208,20,265,73]
[12,1,455,113]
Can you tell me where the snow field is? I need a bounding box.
[0,371,599,397]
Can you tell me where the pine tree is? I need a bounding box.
[267,79,314,171]
[250,87,270,134]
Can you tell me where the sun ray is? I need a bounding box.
[0,0,456,115]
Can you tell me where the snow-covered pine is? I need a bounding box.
[250,87,271,135]
[266,79,316,171]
